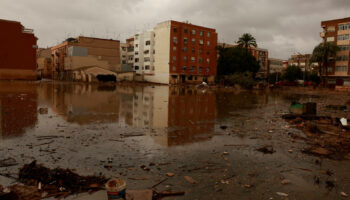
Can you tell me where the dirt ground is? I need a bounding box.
[1,81,350,199]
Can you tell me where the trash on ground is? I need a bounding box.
[256,146,275,154]
[184,176,197,184]
[106,179,126,200]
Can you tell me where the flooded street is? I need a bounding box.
[1,81,350,199]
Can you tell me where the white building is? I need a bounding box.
[133,31,155,75]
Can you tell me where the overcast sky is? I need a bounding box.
[1,0,349,59]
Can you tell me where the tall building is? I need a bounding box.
[321,17,350,85]
[51,36,121,82]
[135,20,218,84]
[134,30,156,76]
[0,19,37,80]
[268,58,284,74]
[120,37,134,72]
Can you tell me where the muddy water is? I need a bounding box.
[0,81,350,200]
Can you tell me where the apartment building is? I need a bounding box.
[120,37,134,72]
[268,58,284,73]
[133,31,156,76]
[37,48,52,79]
[51,36,120,82]
[0,19,37,80]
[321,17,350,85]
[134,20,218,84]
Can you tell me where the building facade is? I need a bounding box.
[0,19,37,80]
[120,37,134,72]
[134,20,218,84]
[37,48,52,79]
[268,58,284,74]
[321,17,350,85]
[134,31,156,76]
[51,36,121,82]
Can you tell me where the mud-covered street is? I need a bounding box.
[1,81,350,199]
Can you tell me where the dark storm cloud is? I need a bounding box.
[0,0,349,59]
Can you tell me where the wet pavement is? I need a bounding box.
[0,81,350,199]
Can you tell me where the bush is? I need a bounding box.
[282,65,302,82]
[223,72,257,89]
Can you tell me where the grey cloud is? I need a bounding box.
[0,0,349,59]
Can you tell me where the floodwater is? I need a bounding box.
[0,81,350,200]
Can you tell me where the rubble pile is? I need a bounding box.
[283,114,350,160]
[0,160,108,200]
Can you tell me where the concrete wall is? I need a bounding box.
[117,71,135,82]
[146,21,171,84]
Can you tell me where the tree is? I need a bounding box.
[311,42,339,85]
[217,46,260,77]
[283,65,302,82]
[237,33,257,56]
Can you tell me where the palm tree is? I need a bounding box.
[311,42,339,85]
[237,33,257,56]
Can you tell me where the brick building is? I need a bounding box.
[0,19,37,80]
[320,17,350,85]
[37,48,52,79]
[51,36,121,82]
[135,20,218,84]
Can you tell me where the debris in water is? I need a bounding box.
[276,192,288,197]
[184,176,197,184]
[256,146,275,154]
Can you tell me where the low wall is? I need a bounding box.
[0,69,37,80]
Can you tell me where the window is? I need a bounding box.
[339,45,350,51]
[191,38,196,44]
[199,31,203,36]
[190,66,195,71]
[144,57,150,62]
[128,56,133,60]
[145,40,151,45]
[144,50,149,54]
[173,46,177,52]
[135,66,139,70]
[173,37,178,43]
[326,37,335,42]
[207,41,210,46]
[184,37,188,44]
[153,50,155,54]
[182,66,187,71]
[338,23,350,31]
[184,28,188,33]
[173,27,177,33]
[191,29,196,35]
[198,57,203,63]
[199,67,203,72]
[192,48,195,53]
[172,66,176,71]
[122,60,126,64]
[135,58,139,62]
[184,56,187,61]
[199,49,203,54]
[207,32,210,37]
[327,68,333,73]
[191,57,195,62]
[172,56,176,61]
[206,67,210,72]
[206,58,210,63]
[183,47,187,52]
[135,51,139,55]
[145,65,150,70]
[122,47,126,51]
[135,44,139,47]
[338,34,350,41]
[336,66,348,72]
[336,55,349,61]
[199,40,203,45]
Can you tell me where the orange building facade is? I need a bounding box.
[0,19,38,80]
[169,21,218,84]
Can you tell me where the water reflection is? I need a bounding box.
[1,82,276,146]
[0,82,38,139]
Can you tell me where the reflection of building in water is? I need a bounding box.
[117,86,134,127]
[132,86,169,129]
[156,87,215,146]
[0,82,38,138]
[52,84,120,124]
